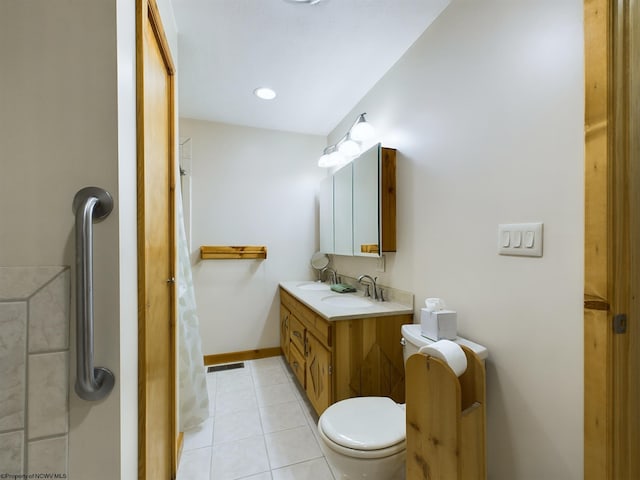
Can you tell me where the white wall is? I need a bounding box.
[0,1,178,479]
[115,1,138,478]
[329,1,584,479]
[179,119,326,355]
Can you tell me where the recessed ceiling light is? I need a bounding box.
[253,87,277,100]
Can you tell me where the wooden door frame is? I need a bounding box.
[584,0,640,478]
[136,0,177,478]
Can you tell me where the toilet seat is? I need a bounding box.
[318,397,406,459]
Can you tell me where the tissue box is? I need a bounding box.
[420,308,457,341]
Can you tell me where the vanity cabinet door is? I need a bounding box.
[289,315,306,355]
[306,333,332,415]
[289,342,306,387]
[280,306,290,362]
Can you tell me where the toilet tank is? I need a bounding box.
[401,324,431,364]
[400,324,488,365]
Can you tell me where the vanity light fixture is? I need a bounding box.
[318,112,375,168]
[253,87,277,100]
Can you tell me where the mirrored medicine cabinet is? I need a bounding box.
[319,143,396,257]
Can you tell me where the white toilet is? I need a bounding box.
[317,324,488,480]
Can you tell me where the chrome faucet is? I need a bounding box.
[357,274,379,300]
[323,267,338,285]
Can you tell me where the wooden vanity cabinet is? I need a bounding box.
[280,288,333,414]
[279,287,412,416]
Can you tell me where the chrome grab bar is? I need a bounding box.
[72,187,115,401]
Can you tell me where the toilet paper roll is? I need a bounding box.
[418,340,467,377]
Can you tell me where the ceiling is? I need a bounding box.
[171,0,450,136]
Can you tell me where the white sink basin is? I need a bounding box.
[321,295,374,308]
[297,282,331,291]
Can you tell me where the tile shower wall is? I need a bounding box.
[0,266,70,477]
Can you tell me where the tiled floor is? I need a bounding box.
[177,356,336,480]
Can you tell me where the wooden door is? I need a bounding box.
[306,333,332,415]
[584,0,640,478]
[136,0,176,478]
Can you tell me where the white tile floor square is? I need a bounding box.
[177,356,336,480]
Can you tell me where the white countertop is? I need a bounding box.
[279,281,414,321]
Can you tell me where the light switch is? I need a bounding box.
[501,231,510,247]
[525,231,535,248]
[512,231,522,248]
[498,223,543,257]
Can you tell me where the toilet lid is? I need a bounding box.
[319,397,405,451]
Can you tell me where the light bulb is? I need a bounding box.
[338,137,361,157]
[318,153,332,167]
[318,146,346,167]
[350,117,375,142]
[328,150,346,166]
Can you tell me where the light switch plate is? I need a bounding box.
[498,223,543,257]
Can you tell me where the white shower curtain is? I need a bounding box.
[177,183,210,431]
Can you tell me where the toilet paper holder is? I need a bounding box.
[405,345,487,479]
